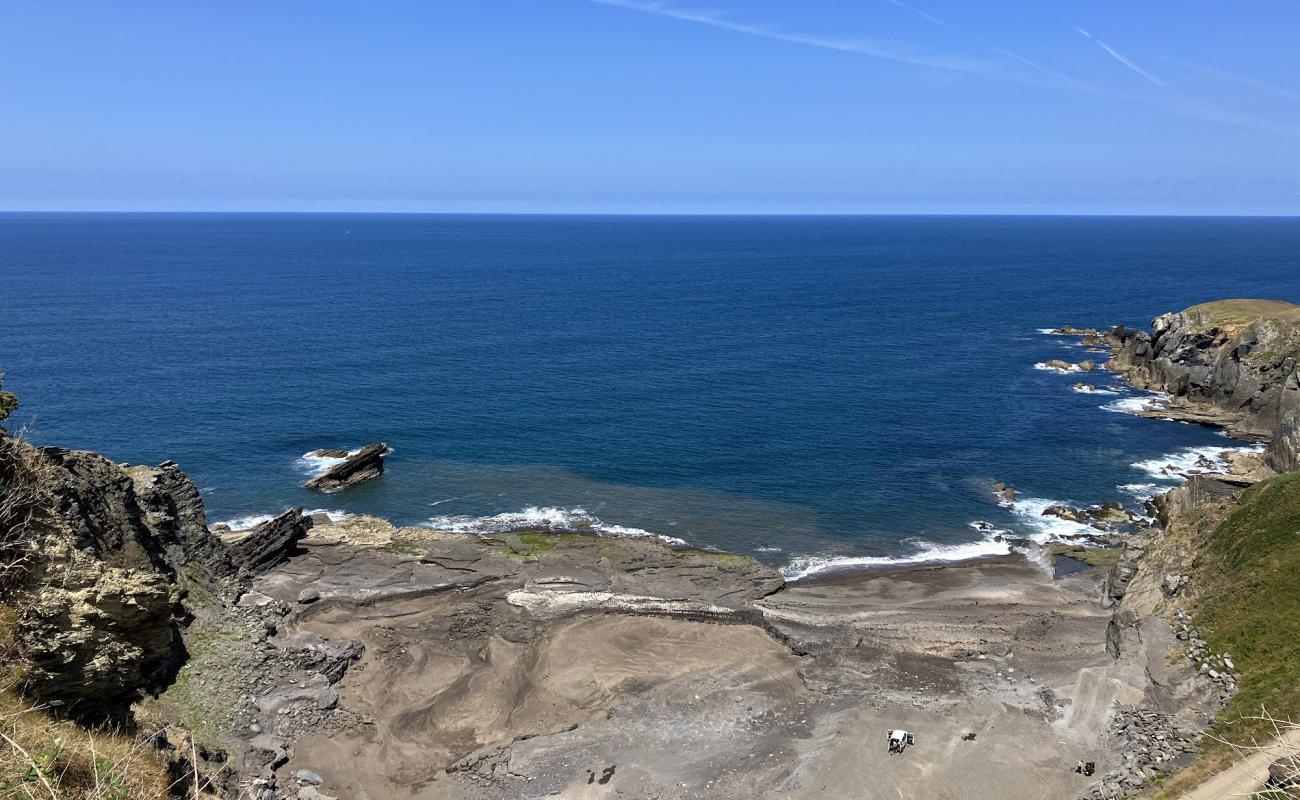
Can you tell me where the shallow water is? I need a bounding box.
[3,213,1297,574]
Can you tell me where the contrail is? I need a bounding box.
[588,0,990,72]
[1075,27,1166,87]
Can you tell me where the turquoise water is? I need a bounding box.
[2,214,1297,575]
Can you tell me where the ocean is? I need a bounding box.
[3,213,1298,577]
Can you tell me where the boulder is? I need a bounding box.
[304,443,389,493]
[1042,504,1086,524]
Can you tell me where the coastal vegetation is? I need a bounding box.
[0,375,16,424]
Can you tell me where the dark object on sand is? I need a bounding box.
[961,732,977,741]
[304,443,389,492]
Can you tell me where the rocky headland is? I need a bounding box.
[2,299,1299,800]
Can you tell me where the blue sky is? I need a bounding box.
[2,1,1298,214]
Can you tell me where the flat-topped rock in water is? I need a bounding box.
[304,443,389,493]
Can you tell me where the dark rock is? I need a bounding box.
[304,443,389,493]
[7,441,239,721]
[1107,301,1300,467]
[1267,756,1299,788]
[227,509,313,573]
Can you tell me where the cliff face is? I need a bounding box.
[4,441,240,720]
[1107,299,1300,469]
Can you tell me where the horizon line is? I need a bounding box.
[3,209,1300,219]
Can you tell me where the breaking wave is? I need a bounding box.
[1131,444,1265,481]
[212,507,351,531]
[1101,392,1169,415]
[781,532,1012,581]
[1004,496,1098,540]
[422,506,688,546]
[1072,384,1119,395]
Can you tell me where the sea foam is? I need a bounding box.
[1101,392,1169,415]
[422,506,688,546]
[781,532,1011,581]
[1131,444,1265,481]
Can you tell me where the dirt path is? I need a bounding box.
[1177,730,1300,800]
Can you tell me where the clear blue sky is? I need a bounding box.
[3,1,1298,214]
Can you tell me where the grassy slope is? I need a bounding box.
[1156,472,1300,797]
[1,605,176,800]
[1199,472,1300,741]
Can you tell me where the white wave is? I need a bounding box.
[1007,497,1099,541]
[294,446,393,477]
[755,545,783,553]
[213,513,275,531]
[422,506,688,547]
[1072,384,1119,395]
[1034,361,1084,374]
[1131,444,1265,481]
[305,508,351,523]
[781,533,1011,581]
[213,507,352,531]
[1036,327,1059,334]
[296,447,360,476]
[1101,392,1169,415]
[1119,483,1163,502]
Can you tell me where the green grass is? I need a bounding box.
[1184,299,1300,327]
[382,537,425,556]
[1153,473,1300,798]
[516,532,557,553]
[1196,472,1300,744]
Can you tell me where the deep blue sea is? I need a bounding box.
[3,214,1298,577]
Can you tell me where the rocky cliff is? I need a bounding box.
[1106,299,1300,469]
[0,436,313,722]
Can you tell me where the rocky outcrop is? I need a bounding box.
[1107,299,1300,468]
[303,443,388,493]
[225,508,313,573]
[6,442,240,720]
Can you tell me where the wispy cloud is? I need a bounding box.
[589,0,990,73]
[1075,27,1166,88]
[886,0,951,30]
[882,0,1092,91]
[1161,57,1300,102]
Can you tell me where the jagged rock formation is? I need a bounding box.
[303,443,388,493]
[225,508,313,573]
[6,443,239,719]
[1106,299,1300,468]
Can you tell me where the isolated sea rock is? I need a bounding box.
[1051,326,1099,336]
[304,443,389,493]
[225,508,313,573]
